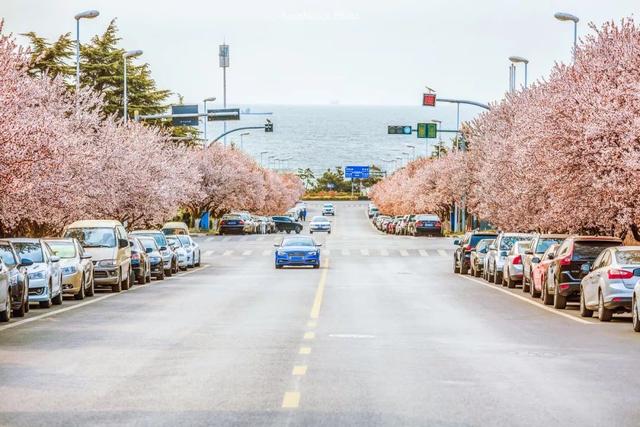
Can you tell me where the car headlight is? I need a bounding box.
[150,256,161,263]
[308,251,317,256]
[28,271,45,280]
[277,251,286,256]
[97,259,117,268]
[62,266,77,275]
[186,247,193,253]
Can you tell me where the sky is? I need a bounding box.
[2,0,638,109]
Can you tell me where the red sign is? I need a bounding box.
[422,93,436,107]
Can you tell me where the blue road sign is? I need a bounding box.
[345,166,370,179]
[172,104,199,126]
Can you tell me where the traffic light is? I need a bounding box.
[422,93,436,107]
[265,120,273,132]
[388,125,412,135]
[417,123,438,139]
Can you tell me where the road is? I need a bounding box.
[1,201,640,426]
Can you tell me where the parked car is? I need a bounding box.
[396,215,415,235]
[162,221,189,236]
[485,232,533,284]
[579,246,640,321]
[0,240,32,318]
[272,216,303,234]
[387,217,403,234]
[470,239,493,277]
[530,244,560,298]
[502,241,531,288]
[368,204,379,218]
[522,234,568,293]
[166,236,188,271]
[376,216,392,231]
[45,238,94,300]
[252,216,267,234]
[7,238,63,308]
[137,237,165,280]
[274,236,321,269]
[409,214,442,236]
[633,280,640,332]
[544,235,622,309]
[130,230,177,277]
[219,214,253,235]
[129,237,151,285]
[454,230,499,275]
[0,259,11,322]
[309,216,332,234]
[63,220,132,293]
[322,203,335,216]
[176,235,200,267]
[233,212,256,232]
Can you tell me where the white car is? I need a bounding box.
[166,236,189,271]
[7,238,63,308]
[309,216,332,234]
[176,235,201,267]
[322,203,335,216]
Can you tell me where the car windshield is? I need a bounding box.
[132,232,167,247]
[167,237,182,247]
[223,215,241,220]
[282,238,315,247]
[65,228,116,248]
[139,238,158,252]
[499,235,530,251]
[573,241,621,261]
[177,236,191,245]
[13,242,44,263]
[415,215,439,221]
[312,216,328,222]
[46,241,76,259]
[470,234,497,247]
[273,217,291,222]
[0,244,17,266]
[536,238,564,254]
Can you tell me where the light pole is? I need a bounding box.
[554,12,579,60]
[203,96,216,142]
[509,56,529,88]
[431,119,442,158]
[239,132,250,151]
[219,44,229,146]
[260,151,268,167]
[406,144,416,160]
[74,10,99,93]
[123,50,143,122]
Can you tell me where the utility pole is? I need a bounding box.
[219,44,229,146]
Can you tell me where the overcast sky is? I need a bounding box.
[3,1,638,107]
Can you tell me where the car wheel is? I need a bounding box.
[112,269,122,293]
[453,257,460,274]
[286,230,291,234]
[121,267,131,291]
[52,280,63,305]
[310,231,313,234]
[541,280,553,305]
[74,274,86,300]
[172,260,178,274]
[86,277,95,297]
[0,293,11,322]
[493,266,501,285]
[579,289,593,317]
[522,275,530,293]
[158,269,165,280]
[530,278,540,298]
[40,283,53,308]
[137,268,146,285]
[553,286,567,310]
[13,291,26,317]
[507,271,516,289]
[597,290,612,322]
[295,227,301,234]
[275,264,283,269]
[633,296,640,332]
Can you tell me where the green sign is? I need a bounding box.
[417,123,437,139]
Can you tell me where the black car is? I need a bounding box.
[453,230,498,275]
[0,240,33,317]
[137,236,165,280]
[411,214,442,236]
[272,216,303,234]
[544,235,622,309]
[219,214,252,235]
[129,237,151,285]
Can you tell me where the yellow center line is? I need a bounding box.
[309,258,330,319]
[292,365,308,376]
[307,320,317,328]
[303,331,315,340]
[299,347,311,355]
[282,391,300,409]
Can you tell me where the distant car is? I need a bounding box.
[177,235,200,267]
[579,246,640,321]
[129,237,151,285]
[274,236,321,269]
[219,214,252,235]
[410,214,442,237]
[129,230,177,277]
[484,232,533,284]
[309,216,331,234]
[522,234,568,293]
[137,237,165,280]
[0,240,33,319]
[396,215,415,235]
[161,221,189,236]
[502,241,531,288]
[322,203,335,216]
[453,230,498,275]
[470,239,493,277]
[166,236,188,271]
[530,244,559,299]
[7,238,63,308]
[45,238,94,300]
[272,216,303,234]
[368,204,379,218]
[544,235,622,309]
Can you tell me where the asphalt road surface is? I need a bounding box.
[1,201,640,426]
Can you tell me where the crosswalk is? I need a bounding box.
[200,248,454,258]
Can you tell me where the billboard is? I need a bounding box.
[345,166,370,179]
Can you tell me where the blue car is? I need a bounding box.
[275,236,321,269]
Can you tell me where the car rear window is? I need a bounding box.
[536,238,564,254]
[615,250,640,265]
[415,214,440,221]
[573,241,621,261]
[499,236,530,251]
[470,234,497,247]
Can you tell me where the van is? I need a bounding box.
[162,222,190,236]
[63,220,132,293]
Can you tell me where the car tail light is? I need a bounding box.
[608,269,633,280]
[416,221,422,226]
[220,220,226,225]
[131,253,140,260]
[435,221,442,227]
[559,255,571,266]
[238,220,244,225]
[513,255,522,265]
[464,244,472,251]
[559,284,571,292]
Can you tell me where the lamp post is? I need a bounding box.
[123,50,143,122]
[554,12,579,60]
[509,56,529,88]
[74,10,99,93]
[203,96,216,142]
[239,132,250,151]
[406,144,416,160]
[430,119,443,158]
[260,151,268,167]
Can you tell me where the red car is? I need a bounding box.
[530,243,559,298]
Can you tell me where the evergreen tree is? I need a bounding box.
[22,32,74,81]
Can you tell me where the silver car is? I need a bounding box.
[470,239,492,277]
[580,246,640,321]
[502,241,531,288]
[309,216,332,234]
[485,232,533,284]
[167,236,188,271]
[176,235,201,267]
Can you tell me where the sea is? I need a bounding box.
[203,105,469,176]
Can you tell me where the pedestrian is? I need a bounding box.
[302,208,307,221]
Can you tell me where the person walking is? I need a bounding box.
[302,207,307,221]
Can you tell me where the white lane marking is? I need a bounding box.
[360,249,369,256]
[242,250,253,256]
[380,249,389,256]
[437,249,448,257]
[399,249,409,257]
[329,334,376,339]
[263,249,272,256]
[0,265,210,332]
[341,249,351,256]
[223,250,234,256]
[419,249,429,257]
[460,276,593,325]
[204,250,214,257]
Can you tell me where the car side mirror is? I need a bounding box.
[50,256,60,263]
[525,250,533,255]
[453,239,460,245]
[547,253,555,260]
[531,257,541,264]
[316,244,323,247]
[159,246,167,251]
[580,263,591,277]
[118,238,129,249]
[80,254,92,260]
[19,258,34,267]
[145,248,153,253]
[129,241,134,247]
[273,244,280,247]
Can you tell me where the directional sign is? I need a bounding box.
[171,104,199,126]
[417,123,438,139]
[423,93,436,107]
[388,125,412,135]
[345,166,370,179]
[207,108,240,121]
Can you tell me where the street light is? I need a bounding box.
[430,119,443,158]
[123,50,143,122]
[74,10,99,93]
[203,96,216,142]
[240,132,250,150]
[508,56,529,88]
[554,12,579,60]
[260,151,268,167]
